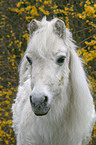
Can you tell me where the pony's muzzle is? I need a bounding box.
[30,93,50,116]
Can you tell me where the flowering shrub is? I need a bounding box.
[0,0,96,144]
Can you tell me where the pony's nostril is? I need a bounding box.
[30,95,34,105]
[44,96,48,104]
[30,95,32,103]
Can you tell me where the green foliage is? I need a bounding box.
[0,0,96,144]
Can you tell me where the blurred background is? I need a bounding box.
[0,0,96,144]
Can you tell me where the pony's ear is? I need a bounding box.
[28,19,40,36]
[53,19,66,39]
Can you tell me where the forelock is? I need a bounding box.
[27,19,58,56]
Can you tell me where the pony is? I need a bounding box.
[12,17,96,145]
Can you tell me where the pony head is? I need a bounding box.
[19,18,94,119]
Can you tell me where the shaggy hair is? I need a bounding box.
[12,17,96,145]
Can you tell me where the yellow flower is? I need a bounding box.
[80,2,83,6]
[44,0,52,6]
[13,55,16,58]
[77,49,82,56]
[20,53,24,56]
[25,16,34,22]
[12,62,15,66]
[9,8,19,13]
[69,5,74,12]
[44,1,49,5]
[30,6,39,16]
[86,20,89,23]
[17,2,24,8]
[5,100,10,105]
[5,140,9,144]
[51,5,57,9]
[86,0,91,5]
[43,10,49,15]
[5,112,8,117]
[65,7,69,11]
[94,4,96,9]
[7,35,10,38]
[85,5,95,17]
[25,6,32,11]
[81,14,86,19]
[65,16,69,28]
[10,129,13,134]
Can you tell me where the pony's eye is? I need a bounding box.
[57,56,66,66]
[26,56,32,65]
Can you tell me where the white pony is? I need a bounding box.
[12,18,96,145]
